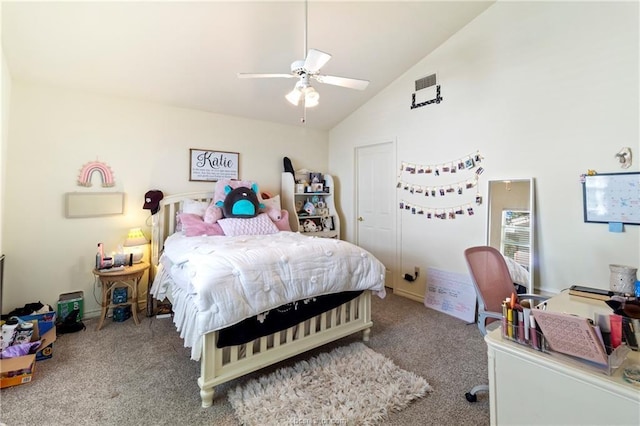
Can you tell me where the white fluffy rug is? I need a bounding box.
[228,342,432,425]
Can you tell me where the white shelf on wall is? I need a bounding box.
[281,172,340,239]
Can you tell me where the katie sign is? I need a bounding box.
[189,149,239,182]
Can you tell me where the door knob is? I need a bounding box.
[357,217,364,221]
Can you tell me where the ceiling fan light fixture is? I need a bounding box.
[304,87,319,107]
[237,0,368,117]
[285,87,303,106]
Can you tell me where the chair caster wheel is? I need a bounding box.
[465,392,477,402]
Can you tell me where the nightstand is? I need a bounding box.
[93,262,149,331]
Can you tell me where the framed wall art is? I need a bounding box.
[189,149,239,182]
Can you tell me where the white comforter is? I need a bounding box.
[152,231,386,338]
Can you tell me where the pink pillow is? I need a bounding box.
[274,210,291,231]
[178,213,225,237]
[203,204,223,224]
[218,213,279,237]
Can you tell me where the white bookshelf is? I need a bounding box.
[281,172,340,239]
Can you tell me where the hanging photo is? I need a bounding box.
[464,158,475,169]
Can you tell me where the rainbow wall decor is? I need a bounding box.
[77,161,115,187]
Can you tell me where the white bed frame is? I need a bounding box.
[151,191,374,407]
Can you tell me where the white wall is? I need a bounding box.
[3,81,328,316]
[330,1,639,298]
[1,52,11,257]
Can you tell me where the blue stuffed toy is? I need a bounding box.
[215,183,265,218]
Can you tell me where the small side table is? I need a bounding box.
[93,262,149,331]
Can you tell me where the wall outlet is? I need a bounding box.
[415,266,420,276]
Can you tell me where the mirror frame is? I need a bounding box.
[486,178,535,293]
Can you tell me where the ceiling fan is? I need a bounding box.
[237,1,369,113]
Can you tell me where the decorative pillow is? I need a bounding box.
[182,199,210,217]
[178,213,225,237]
[218,213,279,237]
[273,209,291,232]
[260,195,282,221]
[215,184,264,218]
[203,204,223,224]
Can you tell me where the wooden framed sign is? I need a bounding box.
[189,149,239,182]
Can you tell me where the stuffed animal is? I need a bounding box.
[215,184,264,218]
[303,201,315,215]
[303,219,317,233]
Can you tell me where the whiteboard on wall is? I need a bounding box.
[424,267,476,323]
[582,172,640,225]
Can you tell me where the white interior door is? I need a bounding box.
[356,142,396,289]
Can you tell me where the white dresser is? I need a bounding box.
[485,291,640,425]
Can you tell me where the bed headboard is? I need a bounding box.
[150,191,214,267]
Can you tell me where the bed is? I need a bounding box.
[148,188,386,407]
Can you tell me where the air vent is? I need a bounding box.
[415,74,437,91]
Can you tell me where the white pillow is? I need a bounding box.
[218,213,279,237]
[261,195,282,221]
[262,194,281,210]
[182,199,210,217]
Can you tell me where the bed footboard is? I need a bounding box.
[197,290,372,408]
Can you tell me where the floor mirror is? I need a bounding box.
[486,179,535,293]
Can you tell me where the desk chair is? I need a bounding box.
[463,246,548,402]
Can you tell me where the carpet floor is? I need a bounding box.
[0,291,490,425]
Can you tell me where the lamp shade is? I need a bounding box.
[304,87,319,107]
[123,228,148,247]
[285,87,303,106]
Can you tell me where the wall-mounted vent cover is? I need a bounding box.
[411,73,442,109]
[415,74,437,91]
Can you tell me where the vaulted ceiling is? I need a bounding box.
[2,1,494,130]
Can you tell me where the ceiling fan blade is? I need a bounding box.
[303,49,331,73]
[314,74,370,90]
[237,73,294,79]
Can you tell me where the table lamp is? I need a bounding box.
[123,228,148,264]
